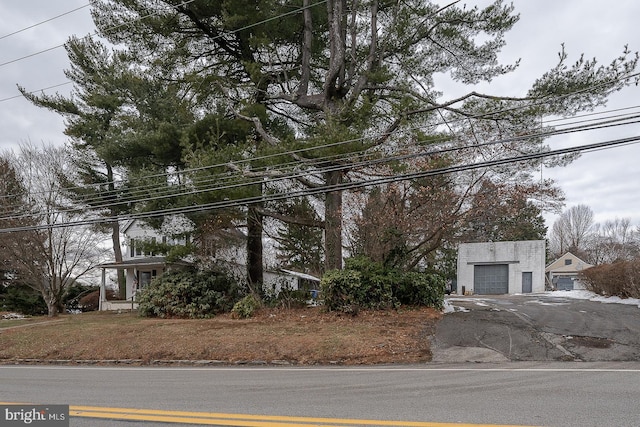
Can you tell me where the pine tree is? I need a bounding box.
[34,0,640,273]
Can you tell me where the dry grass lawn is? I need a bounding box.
[0,307,441,365]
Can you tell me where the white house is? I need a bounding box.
[97,218,319,310]
[456,240,546,295]
[545,252,593,291]
[98,218,193,310]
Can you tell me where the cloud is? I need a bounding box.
[0,0,94,153]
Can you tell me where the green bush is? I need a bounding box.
[137,267,245,318]
[321,258,393,313]
[0,284,47,316]
[394,271,446,309]
[263,280,309,309]
[321,256,445,313]
[231,294,261,318]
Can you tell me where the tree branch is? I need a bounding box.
[256,207,325,228]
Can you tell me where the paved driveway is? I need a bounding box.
[432,293,640,363]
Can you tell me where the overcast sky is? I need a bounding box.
[1,1,639,231]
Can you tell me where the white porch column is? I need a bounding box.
[99,268,106,311]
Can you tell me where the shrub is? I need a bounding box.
[394,271,446,309]
[321,256,445,313]
[581,259,640,299]
[78,289,120,312]
[137,267,245,318]
[231,294,261,318]
[263,280,309,309]
[0,284,47,316]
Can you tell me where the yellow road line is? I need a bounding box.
[2,402,540,427]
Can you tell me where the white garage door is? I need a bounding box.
[474,264,509,295]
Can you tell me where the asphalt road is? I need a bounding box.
[433,293,640,363]
[2,363,640,427]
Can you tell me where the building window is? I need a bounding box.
[565,259,572,266]
[139,271,152,287]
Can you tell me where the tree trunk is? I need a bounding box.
[44,287,58,317]
[46,302,58,317]
[110,221,126,298]
[324,170,344,271]
[106,163,126,298]
[246,203,264,290]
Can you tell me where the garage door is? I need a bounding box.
[474,264,509,294]
[556,277,574,291]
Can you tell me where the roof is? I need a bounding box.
[121,219,136,234]
[97,257,191,270]
[545,252,593,274]
[279,268,321,282]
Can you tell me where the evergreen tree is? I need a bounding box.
[87,0,636,268]
[35,0,638,273]
[274,198,324,276]
[18,37,138,296]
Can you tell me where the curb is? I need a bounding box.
[0,358,302,366]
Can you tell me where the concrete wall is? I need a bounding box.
[456,240,546,295]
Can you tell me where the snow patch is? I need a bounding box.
[1,312,26,320]
[544,290,640,308]
[442,299,469,313]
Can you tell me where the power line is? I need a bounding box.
[1,102,639,216]
[0,0,327,69]
[3,91,637,205]
[1,3,639,218]
[1,107,638,219]
[0,82,73,103]
[0,0,198,68]
[1,134,638,233]
[0,4,91,40]
[45,115,640,211]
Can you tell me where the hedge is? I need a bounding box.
[321,256,445,313]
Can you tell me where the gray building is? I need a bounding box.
[456,240,546,295]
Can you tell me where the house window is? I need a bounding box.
[139,271,152,287]
[130,238,135,257]
[565,259,572,266]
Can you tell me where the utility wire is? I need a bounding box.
[0,0,197,68]
[1,107,638,216]
[2,104,640,215]
[0,0,327,69]
[1,114,639,223]
[1,134,638,233]
[0,82,73,103]
[1,2,639,213]
[0,4,91,40]
[2,95,638,206]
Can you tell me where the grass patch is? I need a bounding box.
[0,307,441,365]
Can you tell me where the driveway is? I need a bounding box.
[431,292,640,363]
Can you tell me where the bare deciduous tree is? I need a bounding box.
[550,204,594,257]
[2,144,110,316]
[589,218,639,264]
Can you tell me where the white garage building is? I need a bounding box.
[456,240,546,295]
